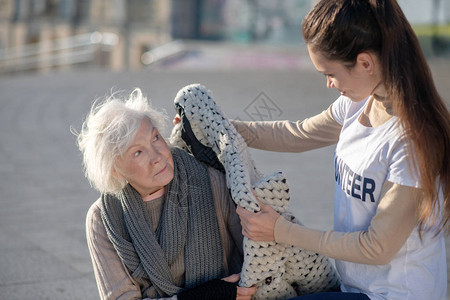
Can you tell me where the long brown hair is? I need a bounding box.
[303,0,450,234]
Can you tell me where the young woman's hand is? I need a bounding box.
[173,114,181,125]
[236,201,280,242]
[222,273,257,300]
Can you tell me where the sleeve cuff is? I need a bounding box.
[274,215,294,245]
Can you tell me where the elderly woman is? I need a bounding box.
[77,89,256,300]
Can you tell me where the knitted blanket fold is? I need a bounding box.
[170,84,341,300]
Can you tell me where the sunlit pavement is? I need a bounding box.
[0,53,449,299]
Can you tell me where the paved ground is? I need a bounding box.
[0,50,449,299]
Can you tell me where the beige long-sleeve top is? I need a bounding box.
[231,105,421,265]
[86,167,243,300]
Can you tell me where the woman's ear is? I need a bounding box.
[111,166,121,179]
[356,52,377,75]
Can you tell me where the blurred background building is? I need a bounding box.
[0,0,449,73]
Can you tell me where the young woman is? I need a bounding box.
[77,89,256,300]
[233,0,450,299]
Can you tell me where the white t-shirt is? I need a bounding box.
[331,96,447,300]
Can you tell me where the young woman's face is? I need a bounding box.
[308,45,380,102]
[116,118,174,198]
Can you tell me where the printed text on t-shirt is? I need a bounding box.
[334,156,376,202]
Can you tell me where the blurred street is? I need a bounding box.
[0,47,449,299]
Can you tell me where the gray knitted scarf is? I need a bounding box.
[101,147,224,297]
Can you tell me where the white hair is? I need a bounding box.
[76,88,167,194]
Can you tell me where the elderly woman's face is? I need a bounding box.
[116,118,174,199]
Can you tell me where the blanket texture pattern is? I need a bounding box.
[170,84,340,299]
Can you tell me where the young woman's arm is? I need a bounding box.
[274,181,420,265]
[231,105,341,152]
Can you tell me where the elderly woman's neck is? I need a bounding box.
[142,187,166,201]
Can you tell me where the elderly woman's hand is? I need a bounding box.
[236,201,280,242]
[222,273,257,300]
